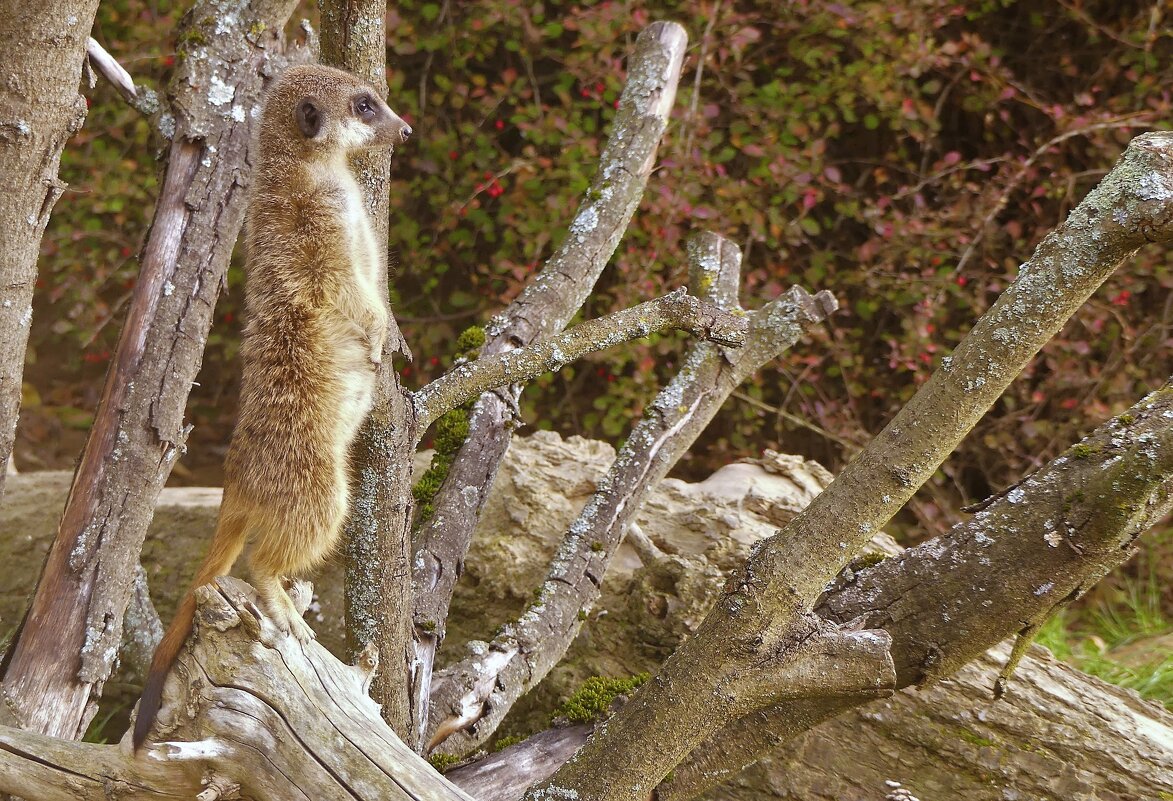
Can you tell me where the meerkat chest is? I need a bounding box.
[337,180,382,292]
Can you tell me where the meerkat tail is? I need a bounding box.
[132,514,246,751]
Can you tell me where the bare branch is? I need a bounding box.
[427,234,837,755]
[532,132,1173,801]
[412,289,748,432]
[86,37,136,101]
[406,20,689,749]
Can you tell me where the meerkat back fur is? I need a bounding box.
[133,64,411,750]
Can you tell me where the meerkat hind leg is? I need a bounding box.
[253,572,316,644]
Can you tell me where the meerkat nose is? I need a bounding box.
[398,124,412,143]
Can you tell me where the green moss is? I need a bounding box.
[492,733,526,751]
[852,551,887,569]
[247,20,267,38]
[1070,443,1101,459]
[179,27,207,48]
[434,408,472,452]
[454,325,486,357]
[1119,413,1135,425]
[428,752,462,772]
[577,609,589,621]
[418,619,436,633]
[590,541,604,553]
[957,728,997,748]
[413,405,474,525]
[552,674,650,724]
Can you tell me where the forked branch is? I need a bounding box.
[412,288,748,431]
[406,20,689,749]
[426,233,838,755]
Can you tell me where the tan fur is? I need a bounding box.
[133,64,411,751]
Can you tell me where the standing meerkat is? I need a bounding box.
[133,64,412,750]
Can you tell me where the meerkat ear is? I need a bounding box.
[295,98,323,138]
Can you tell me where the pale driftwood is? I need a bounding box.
[0,576,471,801]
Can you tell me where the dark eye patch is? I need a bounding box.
[295,98,322,138]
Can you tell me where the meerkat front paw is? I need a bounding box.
[367,322,387,366]
[287,612,317,645]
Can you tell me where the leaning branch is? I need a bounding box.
[412,289,748,431]
[406,20,689,750]
[533,132,1173,801]
[427,234,838,755]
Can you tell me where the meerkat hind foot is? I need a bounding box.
[268,596,316,644]
[256,577,317,644]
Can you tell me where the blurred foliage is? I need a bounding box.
[26,0,1173,540]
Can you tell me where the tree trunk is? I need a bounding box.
[0,0,100,503]
[0,0,299,741]
[317,0,419,739]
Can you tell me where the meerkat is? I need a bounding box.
[132,64,412,751]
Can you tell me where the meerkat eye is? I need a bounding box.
[354,95,377,121]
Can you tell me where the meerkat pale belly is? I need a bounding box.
[133,63,411,751]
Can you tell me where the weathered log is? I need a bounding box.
[712,643,1173,801]
[0,576,471,801]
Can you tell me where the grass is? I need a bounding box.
[1037,572,1173,710]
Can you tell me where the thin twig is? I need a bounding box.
[954,116,1150,275]
[730,390,859,454]
[86,38,136,101]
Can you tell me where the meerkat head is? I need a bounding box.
[260,64,412,164]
